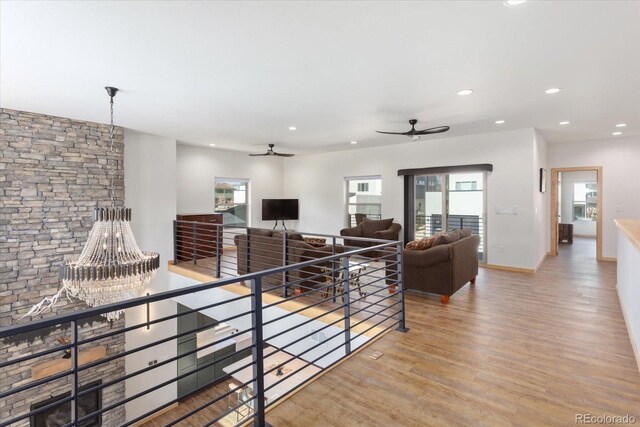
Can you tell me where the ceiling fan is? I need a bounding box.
[376,119,450,141]
[249,144,294,157]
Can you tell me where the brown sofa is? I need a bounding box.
[234,228,342,293]
[340,217,402,257]
[402,230,479,303]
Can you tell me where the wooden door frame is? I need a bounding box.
[549,166,603,261]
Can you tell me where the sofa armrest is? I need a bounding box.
[340,225,363,238]
[403,244,451,268]
[373,229,399,241]
[451,235,480,286]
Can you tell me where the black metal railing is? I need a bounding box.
[415,214,485,261]
[1,228,405,427]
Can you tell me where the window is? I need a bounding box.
[573,182,597,221]
[357,182,369,192]
[215,178,249,226]
[345,176,382,227]
[454,181,477,191]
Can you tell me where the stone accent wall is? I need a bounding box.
[0,109,127,425]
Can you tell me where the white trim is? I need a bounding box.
[616,284,640,373]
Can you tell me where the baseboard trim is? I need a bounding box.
[599,256,617,262]
[131,402,179,427]
[481,264,535,274]
[574,233,597,238]
[534,253,548,272]
[616,284,640,374]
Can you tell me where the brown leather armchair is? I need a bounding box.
[340,217,401,257]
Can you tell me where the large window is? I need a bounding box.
[215,178,249,227]
[573,182,597,221]
[345,176,382,227]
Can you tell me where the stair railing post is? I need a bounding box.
[250,277,268,427]
[215,223,221,278]
[71,320,79,426]
[396,241,409,333]
[342,255,351,355]
[173,220,178,265]
[192,222,197,265]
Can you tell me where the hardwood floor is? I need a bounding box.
[152,238,639,425]
[266,237,640,426]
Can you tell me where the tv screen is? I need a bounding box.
[262,199,299,221]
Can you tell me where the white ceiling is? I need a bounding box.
[1,1,639,154]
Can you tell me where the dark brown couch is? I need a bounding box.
[234,228,342,292]
[402,231,479,303]
[340,217,402,257]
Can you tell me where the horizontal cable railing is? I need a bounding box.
[1,225,406,427]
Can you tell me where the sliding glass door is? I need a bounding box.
[413,172,486,262]
[415,175,443,239]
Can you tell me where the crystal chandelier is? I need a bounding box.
[24,87,160,321]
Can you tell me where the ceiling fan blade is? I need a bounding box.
[274,153,295,157]
[415,126,450,135]
[249,153,269,156]
[375,130,411,135]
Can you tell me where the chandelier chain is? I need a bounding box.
[109,94,115,206]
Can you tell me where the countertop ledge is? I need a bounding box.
[615,219,640,251]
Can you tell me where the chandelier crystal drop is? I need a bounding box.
[23,87,159,322]
[60,207,160,321]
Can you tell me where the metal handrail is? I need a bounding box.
[1,226,406,427]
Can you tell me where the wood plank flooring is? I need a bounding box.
[150,238,640,426]
[266,238,640,426]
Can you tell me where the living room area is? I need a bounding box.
[2,1,640,426]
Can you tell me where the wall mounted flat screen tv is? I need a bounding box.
[262,199,299,220]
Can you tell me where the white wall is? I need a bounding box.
[617,227,640,373]
[283,128,541,269]
[533,131,550,266]
[124,130,178,421]
[176,144,285,229]
[560,170,597,237]
[548,135,640,258]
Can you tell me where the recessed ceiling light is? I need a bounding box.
[545,87,562,94]
[559,121,570,125]
[209,143,216,147]
[503,0,527,5]
[288,126,296,131]
[612,131,622,136]
[495,120,505,124]
[457,89,473,96]
[616,123,627,127]
[350,141,358,145]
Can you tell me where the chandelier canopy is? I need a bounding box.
[24,87,159,321]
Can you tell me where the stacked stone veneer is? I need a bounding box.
[0,109,127,425]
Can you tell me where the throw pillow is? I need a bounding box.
[405,233,440,250]
[459,228,472,238]
[405,239,422,250]
[432,230,461,247]
[361,217,394,236]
